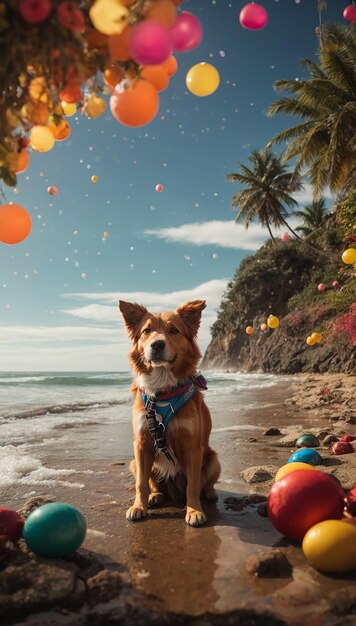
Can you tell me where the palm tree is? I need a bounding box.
[295,198,331,241]
[226,148,303,242]
[267,24,356,197]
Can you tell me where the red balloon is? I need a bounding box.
[267,470,345,541]
[0,508,24,542]
[239,3,268,30]
[170,12,203,52]
[340,435,356,443]
[318,283,326,292]
[343,5,356,22]
[331,441,354,455]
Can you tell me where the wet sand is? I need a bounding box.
[3,374,356,625]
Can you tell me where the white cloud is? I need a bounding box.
[0,325,120,343]
[144,220,267,250]
[293,183,333,205]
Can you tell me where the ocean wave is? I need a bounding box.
[0,374,132,386]
[2,398,129,420]
[0,453,85,488]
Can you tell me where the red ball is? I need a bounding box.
[343,4,356,22]
[345,487,356,517]
[267,470,345,541]
[331,441,354,455]
[317,283,326,292]
[19,0,52,23]
[0,508,24,542]
[340,435,356,443]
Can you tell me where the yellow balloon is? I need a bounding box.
[91,175,98,183]
[89,0,129,35]
[245,326,253,335]
[85,96,107,119]
[29,125,55,152]
[186,63,220,97]
[275,462,316,482]
[342,248,356,265]
[306,336,316,346]
[267,315,279,329]
[62,102,77,117]
[311,332,322,343]
[303,520,356,573]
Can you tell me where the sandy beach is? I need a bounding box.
[1,371,355,625]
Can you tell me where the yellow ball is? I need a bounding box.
[85,96,106,119]
[342,248,356,265]
[29,125,55,152]
[89,0,129,35]
[303,520,356,573]
[245,326,254,335]
[267,315,279,329]
[62,102,77,117]
[306,336,316,346]
[311,332,322,343]
[275,462,316,482]
[186,63,220,97]
[91,175,98,183]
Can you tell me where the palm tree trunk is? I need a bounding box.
[279,215,338,262]
[266,220,276,244]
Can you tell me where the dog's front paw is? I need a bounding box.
[185,507,206,527]
[126,505,147,521]
[148,492,164,507]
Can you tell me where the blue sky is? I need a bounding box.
[0,0,342,370]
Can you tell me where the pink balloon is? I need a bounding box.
[343,5,356,22]
[129,20,171,65]
[170,12,203,52]
[47,186,58,196]
[155,183,164,192]
[239,3,268,30]
[281,232,289,242]
[317,283,326,292]
[332,280,339,288]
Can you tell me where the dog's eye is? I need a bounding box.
[142,328,151,335]
[169,327,179,335]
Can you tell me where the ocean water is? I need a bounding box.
[0,370,295,493]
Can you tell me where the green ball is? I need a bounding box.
[296,433,320,448]
[23,503,86,558]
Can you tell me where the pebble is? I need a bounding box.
[245,549,293,578]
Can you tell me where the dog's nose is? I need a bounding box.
[150,340,165,352]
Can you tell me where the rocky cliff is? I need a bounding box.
[202,239,355,374]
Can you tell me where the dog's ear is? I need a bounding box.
[176,300,206,336]
[119,300,148,338]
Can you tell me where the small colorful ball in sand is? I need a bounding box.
[340,435,356,443]
[23,502,86,558]
[267,315,279,329]
[275,462,316,482]
[0,508,24,543]
[260,323,267,331]
[302,519,356,573]
[332,280,339,288]
[267,470,345,541]
[296,434,320,448]
[245,325,254,335]
[317,283,326,292]
[331,441,354,456]
[311,332,322,343]
[287,447,323,466]
[306,336,316,346]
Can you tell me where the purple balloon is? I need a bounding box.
[239,3,268,30]
[170,12,203,52]
[129,20,171,66]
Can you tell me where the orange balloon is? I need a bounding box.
[0,203,32,245]
[15,150,30,174]
[110,79,159,127]
[59,83,82,103]
[162,55,178,77]
[108,25,131,61]
[140,65,169,92]
[49,119,71,141]
[103,64,123,89]
[146,0,176,26]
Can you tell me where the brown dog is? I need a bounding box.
[119,299,221,526]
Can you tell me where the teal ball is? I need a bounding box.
[287,448,323,466]
[296,434,320,448]
[23,503,86,558]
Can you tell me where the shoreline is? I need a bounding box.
[1,372,355,626]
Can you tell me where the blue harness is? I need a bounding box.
[140,373,208,462]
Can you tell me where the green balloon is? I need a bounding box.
[23,502,86,558]
[296,433,320,448]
